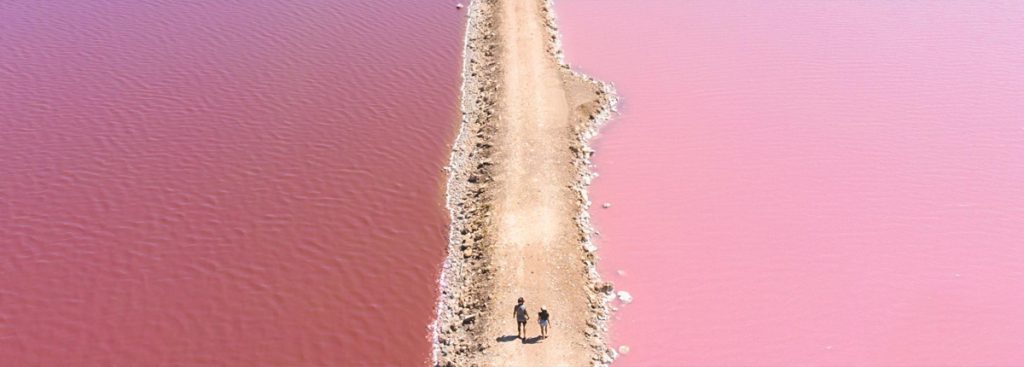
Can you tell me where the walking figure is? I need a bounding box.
[513,297,529,339]
[538,306,550,338]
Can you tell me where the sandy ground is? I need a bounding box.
[433,0,617,366]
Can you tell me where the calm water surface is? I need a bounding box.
[1,1,462,365]
[558,1,1024,365]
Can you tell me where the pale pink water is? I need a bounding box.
[558,1,1024,365]
[1,1,463,365]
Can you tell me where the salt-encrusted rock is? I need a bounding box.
[619,345,630,354]
[608,348,619,360]
[456,3,463,9]
[617,291,632,304]
[601,202,611,208]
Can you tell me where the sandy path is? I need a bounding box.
[480,0,588,366]
[433,0,616,365]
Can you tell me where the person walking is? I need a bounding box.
[538,306,550,338]
[513,297,529,340]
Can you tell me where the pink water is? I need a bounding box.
[0,1,463,365]
[558,1,1024,365]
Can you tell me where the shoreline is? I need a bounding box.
[432,0,618,366]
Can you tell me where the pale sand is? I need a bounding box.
[433,0,617,366]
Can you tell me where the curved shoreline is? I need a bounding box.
[432,1,618,365]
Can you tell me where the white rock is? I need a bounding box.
[617,291,633,304]
[602,202,611,208]
[604,292,618,302]
[616,270,626,276]
[619,345,630,354]
[456,3,463,9]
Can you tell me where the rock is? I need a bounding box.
[462,314,477,325]
[456,3,463,9]
[619,345,630,354]
[602,202,611,208]
[463,248,473,258]
[617,290,633,304]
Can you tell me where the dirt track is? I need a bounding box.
[433,0,617,365]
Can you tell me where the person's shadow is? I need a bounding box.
[496,335,544,344]
[522,335,544,344]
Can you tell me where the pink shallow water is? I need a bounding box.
[1,1,462,365]
[558,1,1024,365]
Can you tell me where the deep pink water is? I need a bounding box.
[558,1,1024,365]
[1,1,462,365]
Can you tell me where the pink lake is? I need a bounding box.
[557,0,1024,365]
[0,0,462,365]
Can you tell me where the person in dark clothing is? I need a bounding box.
[513,297,529,339]
[538,306,550,338]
